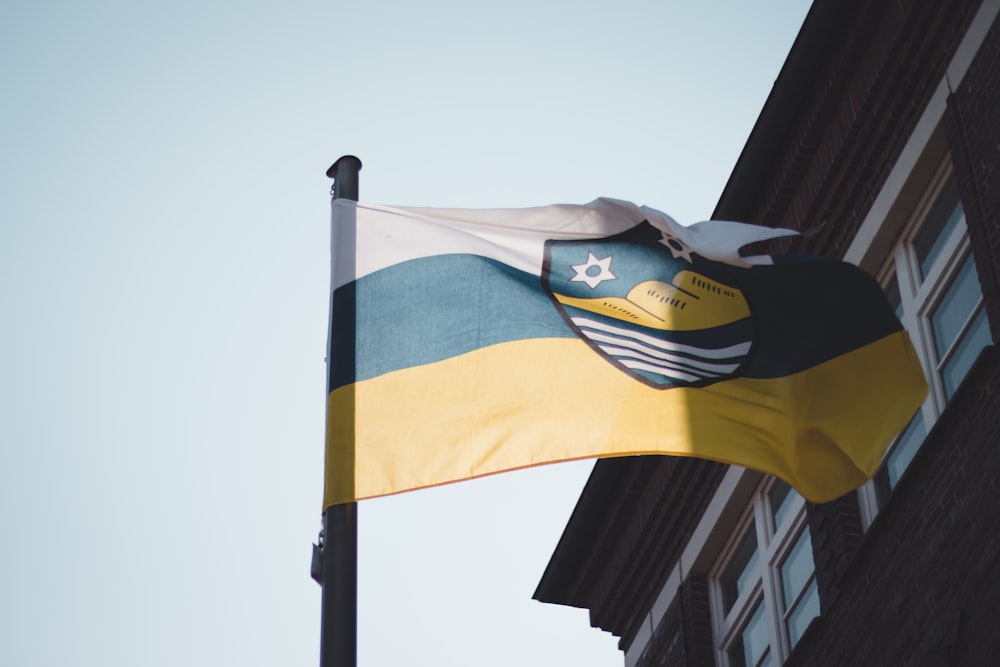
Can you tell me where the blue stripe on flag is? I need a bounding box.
[329,254,573,389]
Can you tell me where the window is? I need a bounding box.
[711,479,819,666]
[863,166,992,517]
[780,530,820,648]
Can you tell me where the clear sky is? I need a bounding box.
[1,1,810,665]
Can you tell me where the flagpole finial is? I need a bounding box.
[327,156,363,200]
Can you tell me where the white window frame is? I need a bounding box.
[709,478,817,667]
[858,160,990,526]
[892,163,976,412]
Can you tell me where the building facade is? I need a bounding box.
[534,1,1000,665]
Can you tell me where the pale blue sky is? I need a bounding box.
[1,1,810,665]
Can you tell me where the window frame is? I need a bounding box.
[709,478,817,667]
[859,160,990,525]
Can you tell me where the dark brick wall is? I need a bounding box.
[803,494,864,614]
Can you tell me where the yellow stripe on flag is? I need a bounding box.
[324,330,925,507]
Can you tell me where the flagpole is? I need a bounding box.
[318,155,362,667]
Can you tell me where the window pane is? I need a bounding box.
[914,179,963,279]
[931,255,985,360]
[942,307,991,398]
[787,579,820,648]
[884,413,928,489]
[885,275,903,319]
[728,602,771,667]
[768,480,796,531]
[780,530,815,608]
[721,527,759,614]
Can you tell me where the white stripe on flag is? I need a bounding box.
[572,317,751,359]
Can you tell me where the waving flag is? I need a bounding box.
[323,198,926,507]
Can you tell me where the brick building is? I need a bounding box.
[534,1,1000,665]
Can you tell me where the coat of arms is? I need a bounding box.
[542,221,754,388]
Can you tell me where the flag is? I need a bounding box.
[324,197,927,507]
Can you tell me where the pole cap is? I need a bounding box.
[326,155,362,179]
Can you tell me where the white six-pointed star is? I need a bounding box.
[570,252,617,289]
[659,232,695,263]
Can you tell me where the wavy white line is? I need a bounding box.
[572,316,751,359]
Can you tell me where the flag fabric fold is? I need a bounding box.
[324,198,927,507]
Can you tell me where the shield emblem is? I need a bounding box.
[542,221,754,388]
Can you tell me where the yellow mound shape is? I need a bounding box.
[554,270,750,331]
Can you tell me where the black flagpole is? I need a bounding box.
[316,155,362,667]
